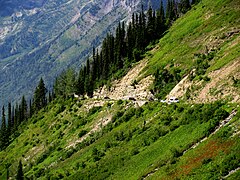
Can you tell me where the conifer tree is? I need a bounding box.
[166,0,177,26]
[115,23,124,69]
[48,91,52,103]
[99,51,103,78]
[33,78,47,112]
[0,106,8,149]
[126,22,134,59]
[92,47,97,81]
[102,39,109,79]
[7,102,12,133]
[29,99,33,118]
[65,68,76,96]
[54,69,76,98]
[120,22,126,58]
[179,0,191,14]
[20,96,28,122]
[14,103,19,128]
[147,6,155,42]
[191,0,200,5]
[156,0,166,37]
[95,49,100,80]
[16,160,24,180]
[109,33,115,67]
[87,76,94,98]
[11,105,15,133]
[137,5,146,50]
[166,0,171,24]
[76,68,85,96]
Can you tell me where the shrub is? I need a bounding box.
[88,106,102,116]
[58,131,64,139]
[214,108,229,121]
[62,148,76,160]
[104,141,111,150]
[170,147,182,158]
[57,147,62,151]
[34,168,45,178]
[112,111,124,123]
[114,131,125,141]
[92,147,105,162]
[56,105,66,114]
[169,124,179,131]
[36,150,50,164]
[117,99,123,105]
[55,124,61,130]
[77,102,83,108]
[121,108,136,122]
[130,147,140,156]
[142,138,151,147]
[133,48,142,62]
[73,108,78,112]
[33,118,38,124]
[162,116,173,126]
[78,130,88,138]
[203,76,211,82]
[63,120,69,125]
[135,107,144,118]
[217,126,232,139]
[77,118,87,127]
[202,158,212,165]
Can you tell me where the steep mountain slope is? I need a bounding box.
[0,0,239,179]
[0,0,46,17]
[0,0,164,108]
[0,93,239,179]
[143,0,240,102]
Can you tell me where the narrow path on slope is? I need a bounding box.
[183,109,237,155]
[222,167,240,179]
[66,110,112,149]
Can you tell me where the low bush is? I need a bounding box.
[78,130,88,138]
[88,106,102,116]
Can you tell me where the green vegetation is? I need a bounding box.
[0,97,239,179]
[0,0,240,179]
[145,0,240,75]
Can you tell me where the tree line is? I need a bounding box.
[0,0,199,151]
[54,0,198,98]
[0,78,50,151]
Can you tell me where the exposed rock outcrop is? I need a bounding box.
[93,59,154,102]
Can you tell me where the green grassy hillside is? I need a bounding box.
[0,98,239,179]
[145,0,240,74]
[144,0,240,102]
[0,0,239,179]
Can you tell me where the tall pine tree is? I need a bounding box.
[20,96,28,122]
[156,0,166,37]
[179,0,191,14]
[0,106,8,150]
[33,78,47,112]
[16,160,24,180]
[76,68,85,96]
[147,6,155,42]
[7,102,12,134]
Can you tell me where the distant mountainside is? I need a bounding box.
[0,0,165,107]
[0,0,46,16]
